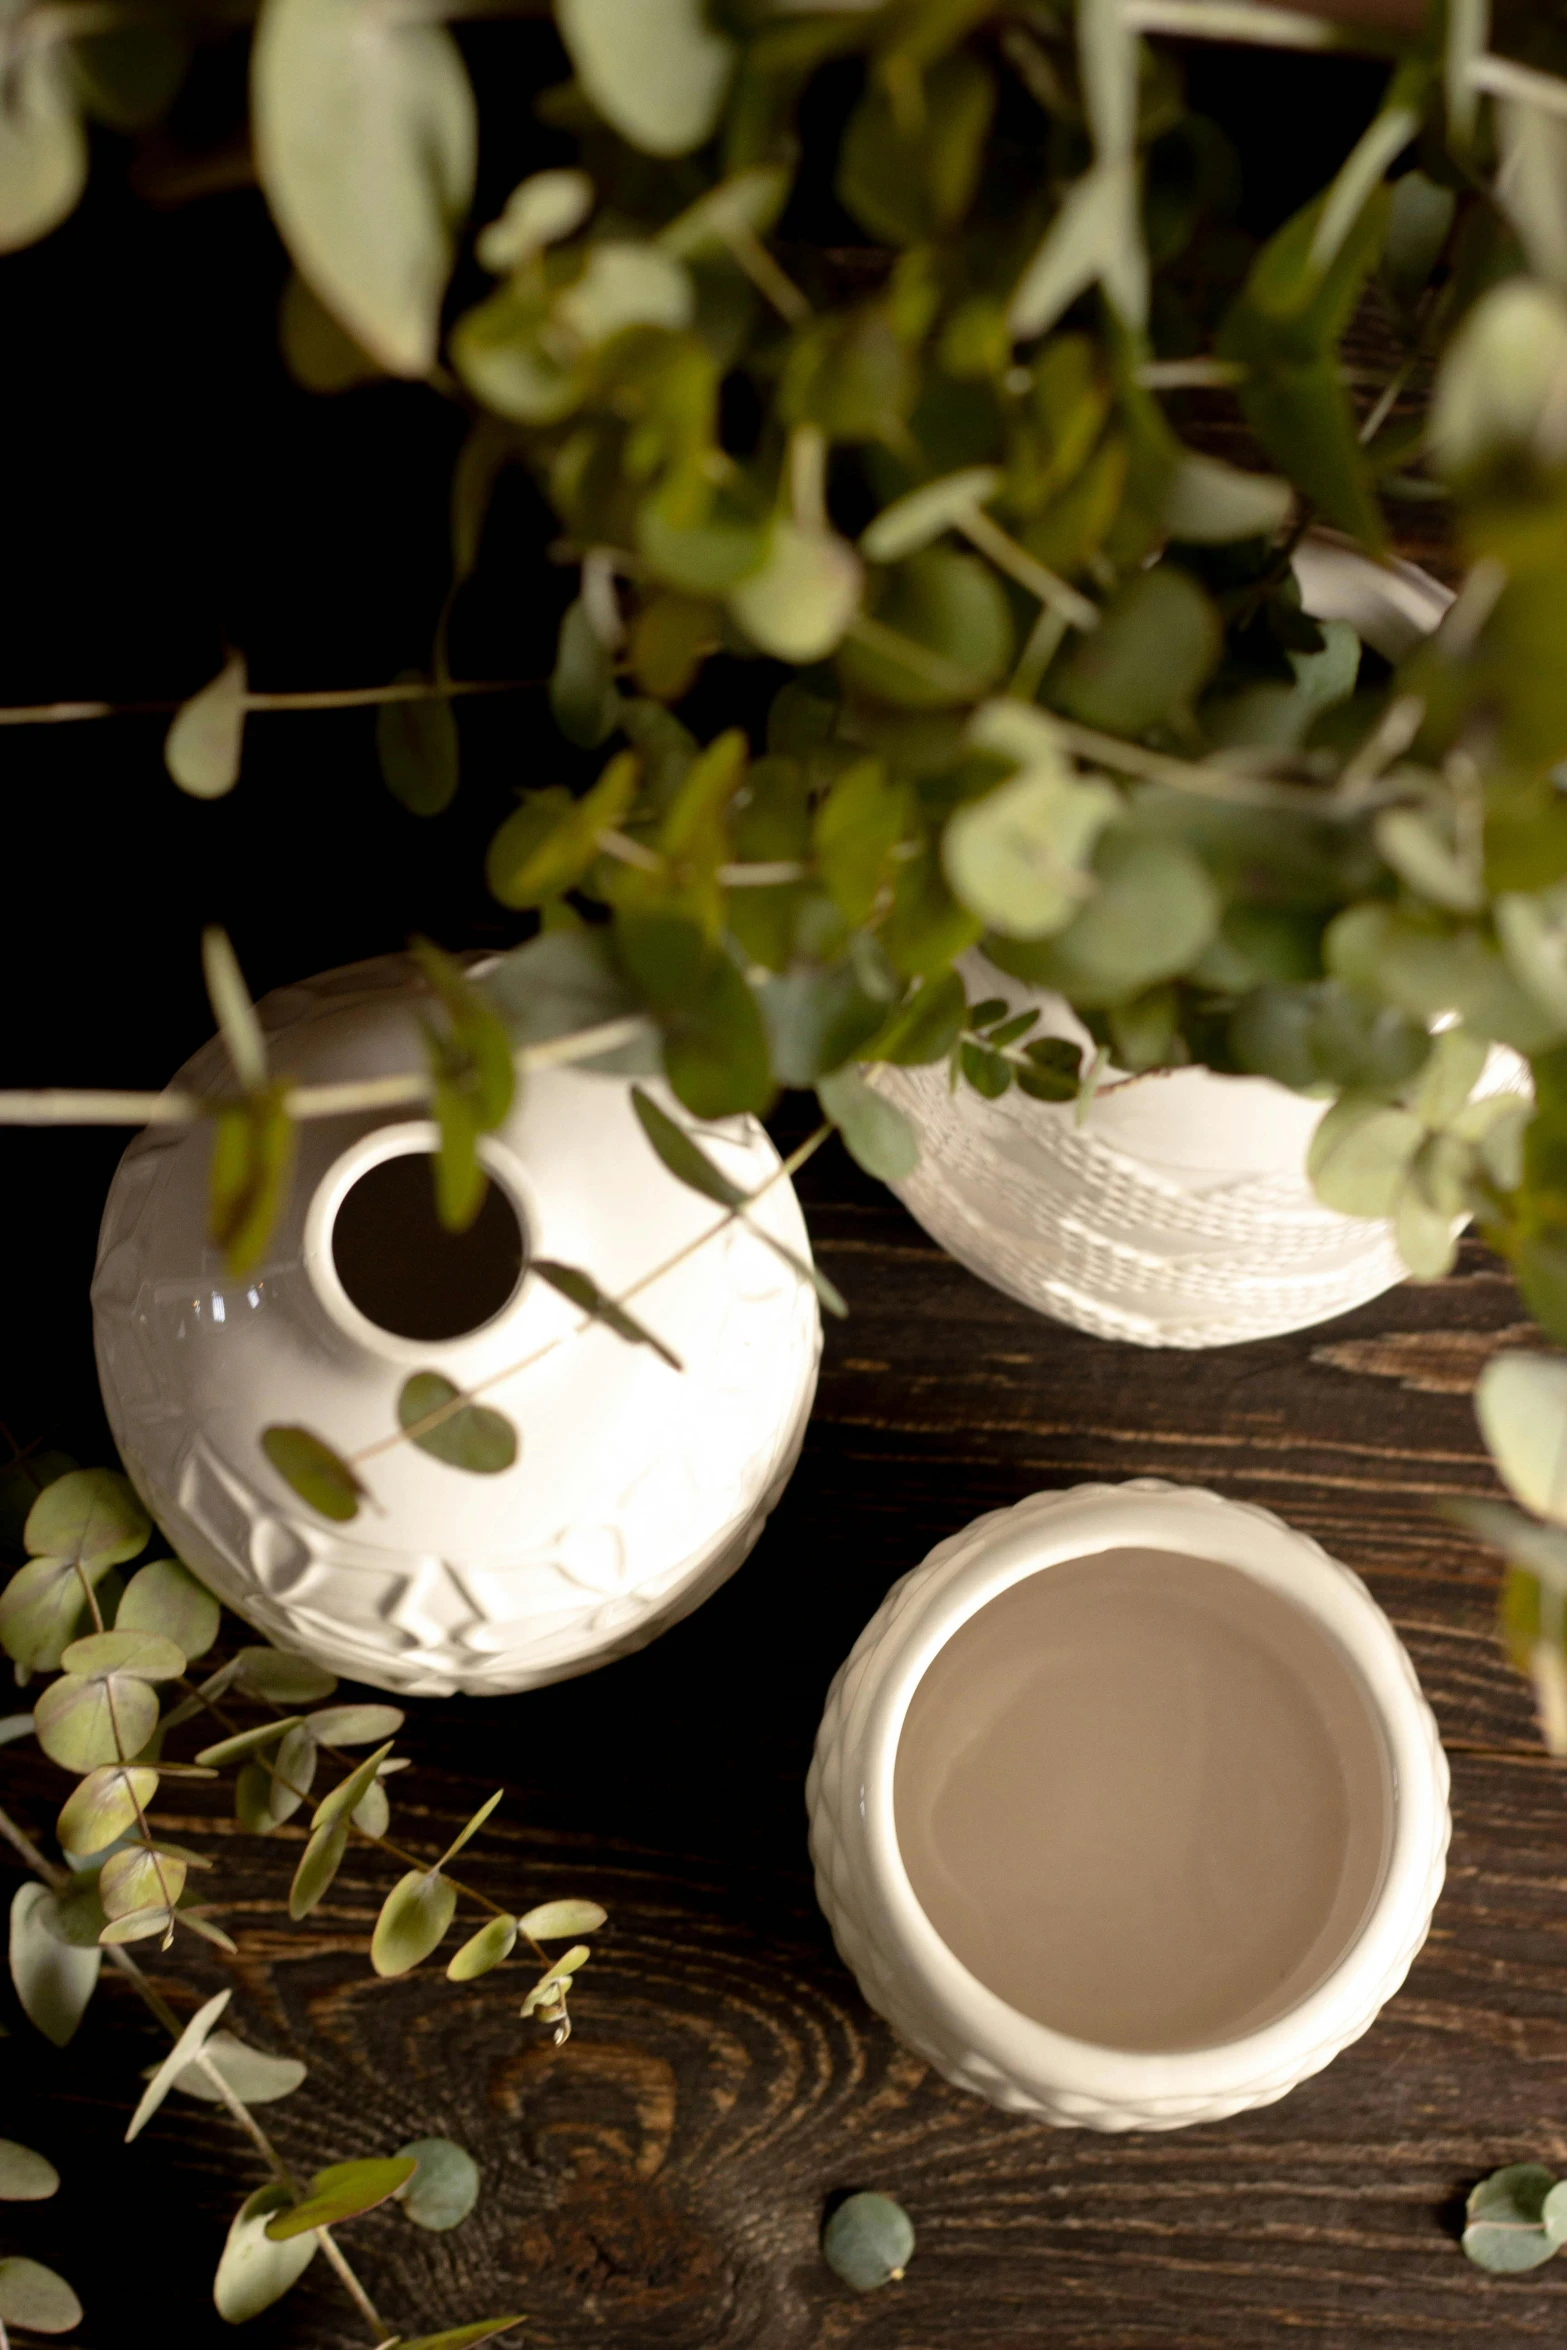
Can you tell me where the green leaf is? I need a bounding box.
[517,1898,608,1940]
[312,1740,396,1832]
[126,1987,230,2142]
[1462,2164,1560,2273]
[960,1040,1011,1098]
[861,972,967,1066]
[195,1716,303,1770]
[352,1776,392,1838]
[34,1669,159,1774]
[163,2028,307,2107]
[1374,808,1482,914]
[440,1788,504,1867]
[9,1884,99,2046]
[116,1557,219,1660]
[1498,886,1567,1030]
[1405,1027,1488,1130]
[478,927,649,1068]
[813,756,908,928]
[520,1942,591,2016]
[0,37,86,255]
[1382,170,1454,311]
[207,1090,296,1276]
[1018,1035,1084,1103]
[240,1720,318,1831]
[728,522,862,664]
[290,1817,350,1921]
[165,651,247,798]
[266,2156,420,2242]
[253,0,475,377]
[839,549,1012,710]
[839,49,994,248]
[0,2257,82,2335]
[558,0,734,157]
[447,1914,519,1981]
[98,1904,174,1946]
[398,1374,518,1475]
[261,1425,365,1522]
[1306,1096,1424,1218]
[1162,453,1293,545]
[1431,280,1567,482]
[394,2323,525,2350]
[0,1556,114,1675]
[1543,2177,1567,2246]
[861,468,1002,565]
[214,2182,320,2322]
[1052,566,1221,734]
[477,168,593,272]
[100,1843,189,1923]
[0,2141,58,2201]
[1011,830,1220,1006]
[232,1646,338,1704]
[630,1085,746,1209]
[943,759,1118,941]
[822,2190,916,2291]
[817,1067,918,1183]
[1008,158,1143,343]
[378,680,459,817]
[25,1467,148,1569]
[551,598,620,750]
[394,2137,481,2232]
[1477,1353,1567,1526]
[371,1871,458,1978]
[57,1765,159,1858]
[305,1703,405,1746]
[532,1261,681,1370]
[489,751,639,909]
[61,1627,183,1680]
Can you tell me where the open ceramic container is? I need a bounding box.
[806,1481,1450,2131]
[92,952,822,1697]
[865,534,1528,1346]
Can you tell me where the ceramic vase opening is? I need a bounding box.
[326,1142,527,1345]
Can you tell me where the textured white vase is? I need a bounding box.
[806,1481,1450,2132]
[92,953,821,1697]
[866,536,1527,1346]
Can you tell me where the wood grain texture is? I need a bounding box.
[7,1150,1567,2350]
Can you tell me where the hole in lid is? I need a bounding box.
[330,1150,526,1342]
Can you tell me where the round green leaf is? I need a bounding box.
[265,2156,418,2241]
[447,1914,519,1981]
[116,1557,220,1659]
[261,1425,365,1522]
[353,1776,391,1838]
[1307,1097,1425,1219]
[98,1905,172,1946]
[0,2141,58,2201]
[1053,564,1221,734]
[9,1884,100,2046]
[861,468,1001,564]
[378,682,459,818]
[394,2137,481,2232]
[232,1646,338,1704]
[398,1375,519,1475]
[305,1703,406,1746]
[840,549,1012,710]
[60,1628,184,1681]
[165,652,247,797]
[0,1555,115,1675]
[555,241,692,346]
[100,1845,188,1923]
[372,1870,458,1978]
[729,523,863,664]
[1462,2164,1560,2273]
[34,1670,159,1773]
[0,39,86,256]
[942,763,1118,940]
[1477,1353,1567,1526]
[253,0,474,377]
[0,2256,82,2334]
[312,1740,396,1833]
[1432,280,1567,482]
[822,2191,915,2290]
[57,1766,158,1858]
[290,1818,350,1921]
[816,1067,919,1183]
[477,168,593,272]
[556,0,735,159]
[241,1722,318,1832]
[162,2028,307,2107]
[215,2181,320,2322]
[1162,452,1293,545]
[517,1899,607,1941]
[1025,831,1220,1004]
[24,1467,148,1569]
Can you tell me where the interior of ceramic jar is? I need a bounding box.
[328,1144,528,1343]
[891,1546,1394,2054]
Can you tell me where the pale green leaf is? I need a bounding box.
[1463,2164,1560,2273]
[440,1787,503,1867]
[60,1628,183,1680]
[116,1557,220,1660]
[821,2189,915,2290]
[817,1067,918,1183]
[34,1670,159,1773]
[0,1555,116,1675]
[24,1467,149,1568]
[1498,886,1567,1029]
[253,0,475,377]
[305,1703,405,1746]
[165,652,247,798]
[556,0,736,159]
[1374,808,1483,913]
[371,1871,458,1978]
[1008,159,1141,341]
[942,764,1117,940]
[728,522,862,663]
[516,1898,607,1941]
[290,1817,349,1920]
[126,1987,230,2142]
[57,1765,158,1858]
[0,2256,82,2334]
[555,241,692,347]
[312,1740,395,1832]
[446,1914,518,1981]
[265,2156,417,2240]
[394,2137,480,2232]
[9,1884,99,2046]
[861,468,1001,565]
[520,1942,590,2016]
[1476,1353,1567,1525]
[1162,453,1293,545]
[99,1844,188,1922]
[0,39,86,255]
[1431,279,1567,481]
[1393,1182,1459,1280]
[0,2141,58,2201]
[164,2028,307,2106]
[1405,1026,1489,1129]
[1306,1096,1423,1218]
[660,165,788,261]
[195,1718,303,1769]
[476,168,593,273]
[214,2182,319,2322]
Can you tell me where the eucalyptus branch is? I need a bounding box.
[1122,0,1402,55]
[1469,53,1567,121]
[0,677,537,729]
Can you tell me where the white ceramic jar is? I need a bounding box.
[806,1481,1450,2132]
[92,953,821,1697]
[865,536,1527,1346]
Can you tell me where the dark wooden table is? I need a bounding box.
[6,1137,1565,2350]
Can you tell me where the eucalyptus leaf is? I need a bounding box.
[0,2141,59,2200]
[0,2257,82,2335]
[520,1942,591,2015]
[630,1085,746,1209]
[379,682,459,818]
[861,468,1001,565]
[821,2190,915,2291]
[1497,886,1567,1029]
[99,1844,188,1922]
[556,0,736,160]
[261,1425,366,1522]
[312,1740,396,1833]
[1462,2163,1560,2273]
[290,1818,350,1921]
[398,1374,518,1475]
[532,1261,682,1371]
[34,1667,159,1773]
[440,1787,504,1867]
[550,598,620,750]
[232,1646,338,1704]
[195,1716,303,1769]
[728,522,862,664]
[371,1870,458,1977]
[394,2136,481,2232]
[253,0,475,377]
[24,1467,148,1569]
[1051,566,1221,734]
[214,2181,319,2322]
[517,1898,608,1940]
[126,1987,230,2142]
[1162,453,1293,545]
[60,1627,183,1680]
[943,762,1117,940]
[477,169,593,272]
[0,1554,117,1676]
[306,1703,405,1747]
[265,2156,418,2241]
[8,1885,99,2045]
[1431,280,1567,481]
[1476,1353,1567,1525]
[56,1765,158,1857]
[116,1557,219,1659]
[165,652,247,798]
[447,1914,519,1980]
[1306,1097,1424,1219]
[860,972,966,1066]
[165,2028,307,2106]
[0,36,87,255]
[817,1067,918,1183]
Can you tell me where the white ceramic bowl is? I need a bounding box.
[92,953,822,1697]
[807,1481,1450,2131]
[865,536,1528,1345]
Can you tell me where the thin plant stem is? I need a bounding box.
[1471,53,1567,120]
[956,506,1099,633]
[1122,0,1400,55]
[0,677,538,729]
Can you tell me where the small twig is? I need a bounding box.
[1124,0,1400,54]
[0,676,538,729]
[1470,53,1567,121]
[956,507,1099,632]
